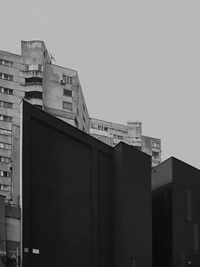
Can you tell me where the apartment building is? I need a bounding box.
[0,40,89,203]
[90,118,161,167]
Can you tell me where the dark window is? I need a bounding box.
[62,75,73,84]
[0,73,13,81]
[152,151,159,158]
[0,115,12,123]
[0,156,10,163]
[0,143,11,150]
[0,185,10,192]
[0,87,13,95]
[0,170,11,178]
[25,91,43,99]
[63,89,72,97]
[0,101,12,109]
[98,125,103,130]
[0,129,11,136]
[0,59,13,67]
[25,77,43,86]
[63,101,72,111]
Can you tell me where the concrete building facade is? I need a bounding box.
[0,40,89,203]
[90,118,161,167]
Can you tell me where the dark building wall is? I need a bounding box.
[22,101,152,267]
[152,158,173,190]
[152,185,173,267]
[173,185,200,266]
[152,157,200,267]
[173,159,200,266]
[22,101,114,267]
[173,158,200,194]
[113,143,152,267]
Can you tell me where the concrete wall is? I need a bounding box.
[11,125,20,205]
[0,51,24,201]
[21,40,51,65]
[43,63,90,132]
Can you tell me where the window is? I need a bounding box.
[104,127,108,131]
[25,77,43,86]
[63,101,72,111]
[77,108,79,116]
[0,156,10,163]
[0,115,12,123]
[0,129,11,136]
[0,143,11,150]
[83,115,85,122]
[63,89,72,97]
[62,75,73,84]
[0,87,13,95]
[83,104,86,112]
[25,91,43,99]
[98,125,103,131]
[0,73,13,81]
[0,185,11,192]
[0,170,11,178]
[152,142,160,148]
[152,151,159,158]
[0,59,13,67]
[0,101,13,109]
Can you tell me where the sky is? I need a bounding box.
[1,0,200,168]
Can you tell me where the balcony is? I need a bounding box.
[24,91,43,100]
[24,77,43,86]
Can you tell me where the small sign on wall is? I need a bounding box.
[32,248,40,254]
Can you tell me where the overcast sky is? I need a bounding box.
[2,0,200,168]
